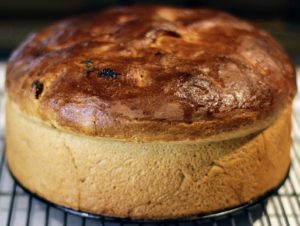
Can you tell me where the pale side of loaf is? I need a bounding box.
[6,98,291,219]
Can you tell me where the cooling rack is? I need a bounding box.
[0,63,300,226]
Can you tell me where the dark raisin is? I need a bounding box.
[161,30,181,38]
[92,67,99,73]
[146,29,181,40]
[85,70,92,78]
[181,73,192,77]
[83,59,93,69]
[98,68,118,79]
[178,72,192,78]
[85,67,99,78]
[31,80,44,99]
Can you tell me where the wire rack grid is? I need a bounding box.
[0,63,300,226]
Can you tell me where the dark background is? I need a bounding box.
[0,0,300,63]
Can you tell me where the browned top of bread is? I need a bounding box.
[5,6,296,141]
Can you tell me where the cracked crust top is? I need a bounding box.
[5,6,296,141]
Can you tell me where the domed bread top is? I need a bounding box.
[5,6,296,141]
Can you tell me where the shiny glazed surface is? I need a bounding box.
[5,6,296,141]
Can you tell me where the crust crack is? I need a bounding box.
[127,169,187,215]
[63,141,80,209]
[208,161,243,203]
[261,133,276,169]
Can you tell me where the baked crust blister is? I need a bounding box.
[5,6,296,141]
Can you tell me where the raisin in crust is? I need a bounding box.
[5,6,296,141]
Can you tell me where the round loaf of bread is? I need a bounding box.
[5,6,296,219]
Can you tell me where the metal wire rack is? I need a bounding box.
[0,63,300,226]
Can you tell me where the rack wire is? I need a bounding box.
[0,63,300,226]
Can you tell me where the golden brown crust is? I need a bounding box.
[6,99,292,219]
[5,6,296,141]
